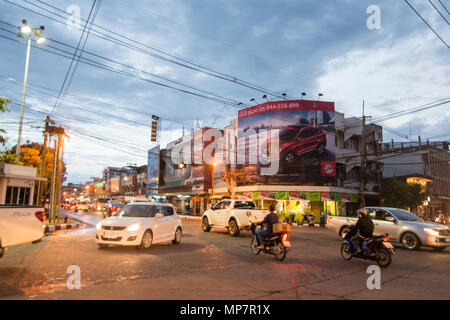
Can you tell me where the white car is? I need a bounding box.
[95,202,182,249]
[0,205,46,258]
[202,199,271,237]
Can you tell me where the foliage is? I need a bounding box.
[5,142,67,203]
[0,97,12,146]
[381,178,428,210]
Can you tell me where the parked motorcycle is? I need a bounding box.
[250,223,290,261]
[341,230,396,268]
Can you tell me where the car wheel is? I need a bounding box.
[172,227,182,244]
[228,219,240,237]
[401,232,421,250]
[317,143,325,154]
[138,230,153,249]
[202,217,211,232]
[285,152,295,164]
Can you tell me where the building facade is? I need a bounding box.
[149,100,384,221]
[382,140,450,215]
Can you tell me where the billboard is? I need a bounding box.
[237,99,336,185]
[147,146,160,195]
[164,129,206,189]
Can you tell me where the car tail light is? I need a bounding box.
[35,211,46,223]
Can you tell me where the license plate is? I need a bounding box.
[383,242,394,249]
[283,240,291,248]
[103,231,118,238]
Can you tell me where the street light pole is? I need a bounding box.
[16,34,32,156]
[15,20,46,157]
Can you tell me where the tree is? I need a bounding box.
[381,178,428,211]
[8,142,67,204]
[0,97,12,146]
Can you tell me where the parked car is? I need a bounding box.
[103,200,124,218]
[0,205,46,258]
[327,207,450,251]
[96,202,182,249]
[201,198,271,237]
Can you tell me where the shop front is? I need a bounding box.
[211,186,359,223]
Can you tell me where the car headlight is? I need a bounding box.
[424,228,439,237]
[96,222,102,230]
[127,223,140,232]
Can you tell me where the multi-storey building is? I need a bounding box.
[382,140,450,215]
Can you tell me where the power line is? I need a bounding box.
[50,0,98,115]
[6,0,295,100]
[437,0,450,15]
[63,0,102,97]
[428,0,450,25]
[403,0,450,50]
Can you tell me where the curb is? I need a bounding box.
[292,223,326,228]
[45,223,81,233]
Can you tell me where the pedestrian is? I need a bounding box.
[435,210,446,225]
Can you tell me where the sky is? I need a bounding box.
[0,0,449,184]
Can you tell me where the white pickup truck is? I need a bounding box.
[0,205,46,258]
[201,199,271,237]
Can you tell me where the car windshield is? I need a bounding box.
[234,201,256,209]
[388,209,423,222]
[280,129,299,141]
[117,205,153,218]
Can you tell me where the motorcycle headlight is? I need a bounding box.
[127,223,140,232]
[424,228,439,237]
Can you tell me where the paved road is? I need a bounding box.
[0,219,449,300]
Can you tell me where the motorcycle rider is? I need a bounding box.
[256,204,279,249]
[344,208,374,255]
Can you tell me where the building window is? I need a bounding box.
[5,186,31,205]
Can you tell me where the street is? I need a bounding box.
[1,217,449,300]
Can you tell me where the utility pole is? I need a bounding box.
[49,138,58,223]
[37,116,50,205]
[360,100,366,208]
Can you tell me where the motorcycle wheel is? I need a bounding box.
[340,242,353,260]
[251,236,262,255]
[376,247,392,268]
[273,241,287,261]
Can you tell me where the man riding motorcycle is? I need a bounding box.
[344,208,374,255]
[256,204,279,249]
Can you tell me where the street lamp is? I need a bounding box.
[317,93,323,101]
[15,19,46,156]
[301,92,306,100]
[16,19,46,156]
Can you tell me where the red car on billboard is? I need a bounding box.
[279,126,327,165]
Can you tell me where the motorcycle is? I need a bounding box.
[250,223,290,261]
[341,228,396,268]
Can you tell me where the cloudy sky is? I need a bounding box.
[0,0,449,183]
